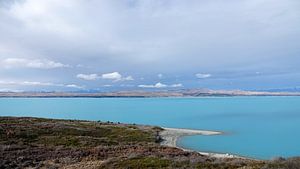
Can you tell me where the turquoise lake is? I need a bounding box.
[0,97,300,159]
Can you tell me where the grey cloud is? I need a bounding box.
[0,0,299,90]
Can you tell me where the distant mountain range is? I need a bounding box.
[258,87,300,93]
[1,89,300,97]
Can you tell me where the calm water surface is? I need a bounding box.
[0,97,299,159]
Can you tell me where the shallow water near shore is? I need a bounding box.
[1,96,300,159]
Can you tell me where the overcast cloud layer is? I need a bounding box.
[0,0,300,91]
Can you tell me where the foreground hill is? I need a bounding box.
[0,117,299,168]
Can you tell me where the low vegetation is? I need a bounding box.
[0,117,299,168]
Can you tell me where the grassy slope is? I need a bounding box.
[0,117,299,169]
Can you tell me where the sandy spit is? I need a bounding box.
[159,127,245,159]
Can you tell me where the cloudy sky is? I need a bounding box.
[0,0,300,91]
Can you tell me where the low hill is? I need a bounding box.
[0,117,299,168]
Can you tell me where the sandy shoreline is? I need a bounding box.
[159,127,245,159]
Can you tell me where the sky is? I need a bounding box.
[0,0,300,92]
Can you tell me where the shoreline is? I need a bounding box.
[159,127,247,159]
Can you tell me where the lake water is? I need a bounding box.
[0,97,299,159]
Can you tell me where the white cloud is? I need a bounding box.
[120,84,134,87]
[101,72,122,81]
[195,73,212,79]
[76,74,99,80]
[1,58,69,69]
[123,75,134,81]
[65,84,84,89]
[138,83,165,88]
[76,72,134,82]
[101,72,134,81]
[158,74,163,79]
[0,80,83,89]
[22,81,53,86]
[154,82,167,88]
[170,83,183,87]
[138,82,183,88]
[0,88,24,92]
